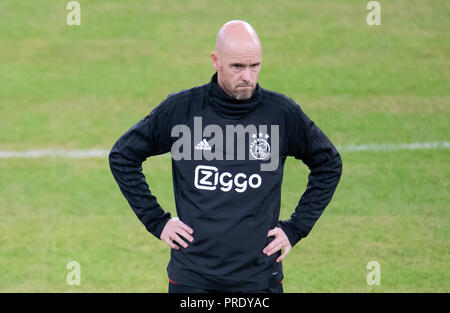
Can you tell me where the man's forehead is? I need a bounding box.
[220,37,261,57]
[222,45,261,62]
[227,55,261,64]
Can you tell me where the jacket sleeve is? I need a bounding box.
[278,102,342,247]
[108,102,173,240]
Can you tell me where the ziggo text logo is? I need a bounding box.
[194,165,262,193]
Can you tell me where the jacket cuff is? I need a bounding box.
[147,214,171,240]
[277,220,304,247]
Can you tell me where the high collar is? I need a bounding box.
[208,72,262,119]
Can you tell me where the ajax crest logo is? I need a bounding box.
[250,132,271,160]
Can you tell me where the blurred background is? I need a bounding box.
[0,0,448,292]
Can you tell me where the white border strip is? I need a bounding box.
[0,142,448,159]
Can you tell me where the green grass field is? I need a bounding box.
[0,0,449,292]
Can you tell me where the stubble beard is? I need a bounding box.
[218,71,255,100]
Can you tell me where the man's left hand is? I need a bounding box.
[263,227,292,263]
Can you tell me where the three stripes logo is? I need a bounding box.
[194,139,212,151]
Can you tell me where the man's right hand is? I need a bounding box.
[160,217,194,250]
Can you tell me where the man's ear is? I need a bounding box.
[211,52,220,71]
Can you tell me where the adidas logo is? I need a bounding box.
[194,139,212,151]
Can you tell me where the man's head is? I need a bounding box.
[211,20,262,100]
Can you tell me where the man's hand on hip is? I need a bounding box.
[263,227,292,263]
[160,217,194,250]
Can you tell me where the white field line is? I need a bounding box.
[0,149,110,158]
[0,141,448,159]
[336,141,450,153]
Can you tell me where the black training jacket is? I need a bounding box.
[109,73,342,291]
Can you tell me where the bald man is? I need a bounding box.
[109,20,342,293]
[212,20,261,100]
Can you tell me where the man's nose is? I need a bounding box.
[240,67,251,83]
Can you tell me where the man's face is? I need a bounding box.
[212,46,262,100]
